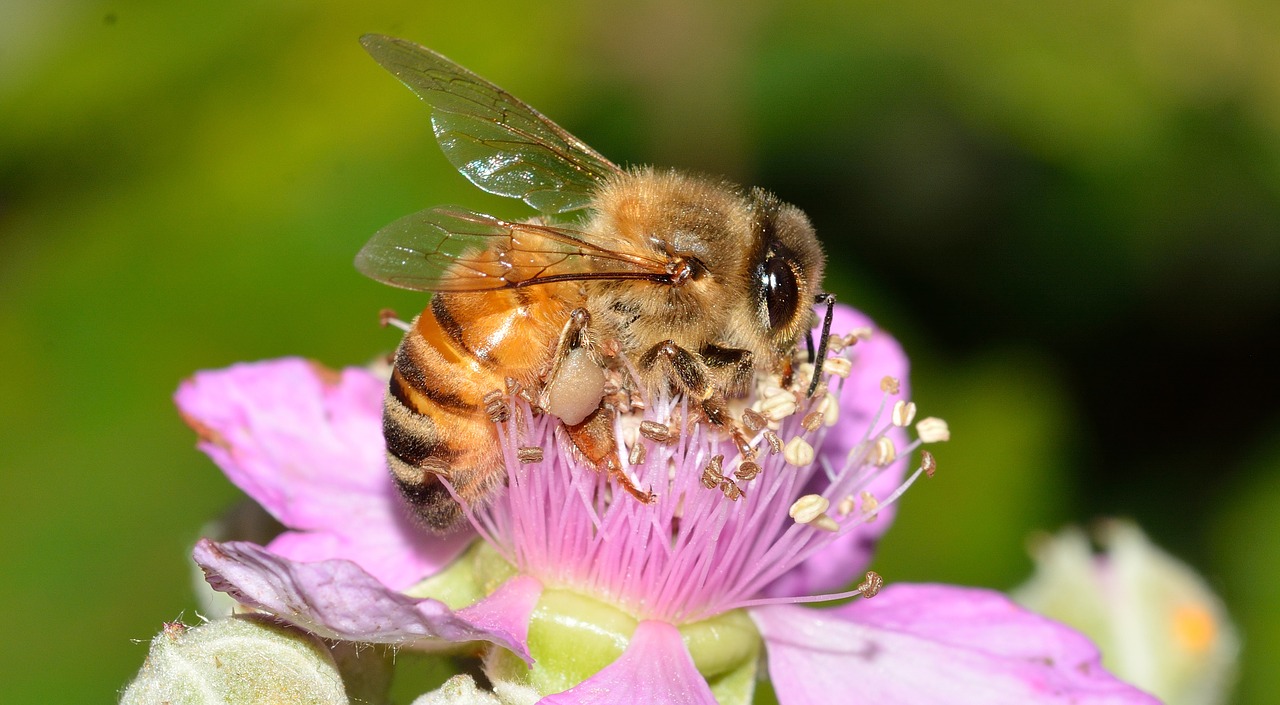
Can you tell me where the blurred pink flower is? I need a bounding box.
[180,306,1157,704]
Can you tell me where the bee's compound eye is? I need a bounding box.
[763,255,799,330]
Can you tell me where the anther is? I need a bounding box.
[858,571,884,598]
[817,392,839,427]
[764,430,784,455]
[701,455,725,490]
[871,436,896,466]
[720,480,744,501]
[811,514,840,532]
[916,417,950,443]
[741,408,766,433]
[789,494,830,524]
[892,400,917,427]
[759,388,798,421]
[921,450,937,477]
[850,326,873,341]
[837,495,856,516]
[860,491,880,522]
[629,440,647,466]
[784,437,815,467]
[484,390,510,423]
[801,411,823,432]
[880,376,901,394]
[734,460,761,482]
[517,447,543,464]
[640,420,673,443]
[378,308,412,332]
[823,357,852,379]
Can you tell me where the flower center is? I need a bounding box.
[449,325,946,624]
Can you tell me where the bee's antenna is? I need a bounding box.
[805,330,816,363]
[807,293,836,398]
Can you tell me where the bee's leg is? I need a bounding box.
[539,308,605,426]
[564,405,655,503]
[639,340,758,459]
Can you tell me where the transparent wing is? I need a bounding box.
[355,206,672,292]
[361,34,624,216]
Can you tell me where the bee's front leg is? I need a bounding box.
[639,340,758,460]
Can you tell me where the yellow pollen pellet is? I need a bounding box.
[784,436,815,467]
[880,376,900,394]
[916,417,951,443]
[892,400,917,427]
[789,494,830,523]
[824,357,852,379]
[811,514,840,532]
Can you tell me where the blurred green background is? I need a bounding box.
[2,1,1277,702]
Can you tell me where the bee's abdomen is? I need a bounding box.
[383,290,569,531]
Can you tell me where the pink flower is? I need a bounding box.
[180,307,1157,704]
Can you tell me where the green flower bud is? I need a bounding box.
[410,674,502,705]
[121,615,348,705]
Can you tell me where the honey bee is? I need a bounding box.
[356,35,828,530]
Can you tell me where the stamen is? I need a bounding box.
[783,437,814,467]
[719,571,885,611]
[823,357,852,379]
[640,420,674,443]
[801,411,823,432]
[517,447,543,464]
[836,495,856,517]
[891,400,917,427]
[629,440,647,466]
[859,491,880,522]
[484,390,510,423]
[921,450,937,477]
[759,387,798,421]
[789,494,830,524]
[916,417,950,443]
[741,408,766,433]
[378,308,412,332]
[817,392,839,427]
[763,430,783,455]
[811,514,840,532]
[871,437,897,466]
[857,570,884,598]
[880,376,900,394]
[733,460,761,482]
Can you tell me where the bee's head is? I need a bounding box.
[747,188,826,357]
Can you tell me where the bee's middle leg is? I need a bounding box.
[564,405,654,503]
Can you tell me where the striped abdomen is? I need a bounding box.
[384,285,574,530]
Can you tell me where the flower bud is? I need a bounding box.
[121,615,347,705]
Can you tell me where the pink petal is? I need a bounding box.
[765,305,912,597]
[753,583,1159,705]
[538,620,718,705]
[194,539,538,662]
[176,358,470,589]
